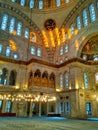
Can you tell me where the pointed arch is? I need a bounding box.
[0,68,8,85]
[77,33,98,61]
[49,72,55,88]
[30,32,36,42]
[9,70,17,86]
[28,71,33,87]
[34,69,41,87]
[42,71,48,87]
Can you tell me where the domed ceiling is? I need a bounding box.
[29,0,78,48]
[0,0,86,63]
[8,0,79,48]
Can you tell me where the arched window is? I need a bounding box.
[32,35,35,41]
[64,44,68,53]
[24,28,29,39]
[84,72,89,88]
[28,71,33,87]
[1,14,8,31]
[30,33,36,42]
[93,55,98,61]
[37,47,41,57]
[6,100,12,113]
[20,0,25,6]
[5,46,10,57]
[76,16,81,30]
[56,0,60,7]
[60,46,63,55]
[9,17,15,33]
[31,45,35,55]
[39,0,43,9]
[0,68,8,85]
[60,74,63,88]
[11,0,16,2]
[49,73,55,88]
[9,70,17,86]
[13,53,18,59]
[65,0,69,3]
[82,55,87,60]
[83,9,88,27]
[0,44,3,54]
[65,73,69,88]
[34,69,41,86]
[29,0,34,8]
[70,24,74,35]
[42,71,48,87]
[89,3,96,22]
[16,21,22,36]
[95,73,98,84]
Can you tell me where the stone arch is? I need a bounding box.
[0,68,8,85]
[28,71,33,87]
[77,33,98,59]
[0,2,43,38]
[34,69,41,87]
[42,71,48,87]
[49,72,55,88]
[9,70,17,86]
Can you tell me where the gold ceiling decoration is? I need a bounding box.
[42,27,61,48]
[44,19,56,31]
[9,40,16,51]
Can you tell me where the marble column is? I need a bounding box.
[29,101,32,117]
[55,97,61,114]
[2,100,6,113]
[48,74,50,88]
[32,71,34,87]
[46,102,49,115]
[40,73,42,88]
[38,101,41,117]
[6,70,10,87]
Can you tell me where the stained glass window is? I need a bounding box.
[1,14,8,31]
[39,0,43,9]
[56,0,60,7]
[83,9,88,27]
[76,16,81,30]
[84,72,89,88]
[37,48,41,57]
[16,21,22,36]
[60,74,63,88]
[5,46,10,57]
[31,45,35,55]
[9,17,15,33]
[30,0,34,8]
[20,0,25,6]
[24,28,29,39]
[89,3,96,22]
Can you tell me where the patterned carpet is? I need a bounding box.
[0,117,98,130]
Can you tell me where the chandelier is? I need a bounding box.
[0,92,56,103]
